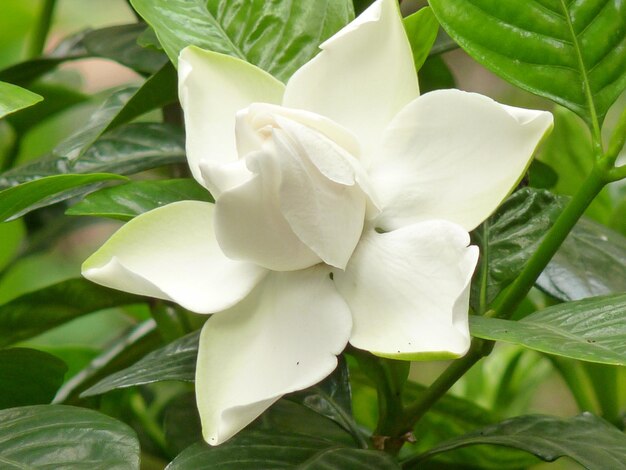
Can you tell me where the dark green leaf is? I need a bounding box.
[0,348,67,409]
[0,123,185,190]
[0,81,43,119]
[470,293,626,365]
[0,31,88,86]
[287,357,355,435]
[131,0,354,81]
[82,24,168,74]
[165,429,338,469]
[429,0,626,125]
[66,178,210,221]
[104,62,177,131]
[300,448,400,469]
[0,278,146,348]
[527,159,558,190]
[403,7,439,72]
[537,217,626,301]
[470,188,565,312]
[0,173,126,222]
[55,320,162,403]
[163,393,202,455]
[407,413,626,470]
[81,330,199,397]
[418,55,456,93]
[0,404,140,469]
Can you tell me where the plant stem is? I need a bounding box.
[490,163,607,319]
[388,160,610,449]
[27,0,57,59]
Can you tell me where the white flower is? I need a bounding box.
[82,0,553,445]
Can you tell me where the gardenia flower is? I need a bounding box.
[82,0,553,445]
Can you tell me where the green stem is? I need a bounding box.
[129,392,169,455]
[490,163,607,319]
[27,0,57,59]
[583,363,621,427]
[608,165,626,182]
[390,161,610,446]
[605,104,626,166]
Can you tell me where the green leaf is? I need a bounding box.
[403,7,439,72]
[166,429,342,469]
[0,348,67,409]
[288,357,356,438]
[0,31,87,86]
[81,330,199,397]
[537,217,626,301]
[82,24,168,74]
[418,55,456,93]
[470,188,565,312]
[538,106,613,222]
[163,392,203,455]
[0,278,146,348]
[0,81,43,119]
[130,0,354,81]
[55,320,162,403]
[0,173,126,222]
[67,178,212,221]
[0,63,179,189]
[428,0,626,127]
[0,122,185,189]
[299,448,400,469]
[407,413,626,470]
[470,293,626,365]
[0,404,140,469]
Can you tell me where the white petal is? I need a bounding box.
[196,266,352,445]
[178,46,285,185]
[283,0,418,155]
[273,120,367,269]
[369,89,554,232]
[214,149,322,271]
[334,222,479,359]
[82,201,267,313]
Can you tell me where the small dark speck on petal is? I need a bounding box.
[297,361,300,365]
[329,272,334,280]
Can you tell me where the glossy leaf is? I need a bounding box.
[163,393,203,455]
[470,188,565,312]
[55,321,162,403]
[0,123,185,189]
[130,0,354,81]
[166,431,328,469]
[429,0,626,126]
[0,278,146,348]
[0,173,126,222]
[67,178,212,221]
[418,55,456,93]
[287,357,355,437]
[403,7,439,72]
[298,448,400,469]
[82,24,168,74]
[0,348,67,409]
[537,217,626,301]
[470,293,626,365]
[81,330,199,397]
[408,413,626,470]
[0,405,140,469]
[0,81,43,119]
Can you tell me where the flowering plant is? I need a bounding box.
[0,0,624,467]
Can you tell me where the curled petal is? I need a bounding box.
[334,222,479,359]
[369,89,554,232]
[196,266,352,445]
[178,46,284,185]
[82,201,267,313]
[283,0,418,156]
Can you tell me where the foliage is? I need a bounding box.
[0,0,624,468]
